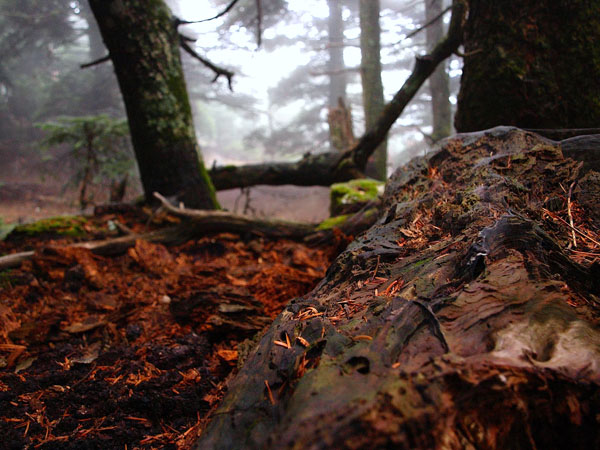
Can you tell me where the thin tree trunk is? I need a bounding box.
[327,0,348,151]
[88,0,219,209]
[425,0,452,141]
[359,0,387,180]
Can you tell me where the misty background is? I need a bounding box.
[0,0,461,222]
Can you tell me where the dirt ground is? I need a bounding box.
[0,205,344,449]
[0,174,331,225]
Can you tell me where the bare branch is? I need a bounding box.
[340,0,467,170]
[176,0,241,25]
[179,37,234,90]
[404,5,452,41]
[80,54,110,69]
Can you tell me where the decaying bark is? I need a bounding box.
[196,127,600,449]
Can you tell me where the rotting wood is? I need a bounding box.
[195,127,600,450]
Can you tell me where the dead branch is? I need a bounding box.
[404,5,452,41]
[343,0,467,170]
[179,37,234,90]
[176,0,241,25]
[80,54,110,69]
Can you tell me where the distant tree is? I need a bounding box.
[455,0,600,131]
[425,0,452,141]
[38,115,134,208]
[327,0,347,109]
[88,0,219,209]
[359,0,387,180]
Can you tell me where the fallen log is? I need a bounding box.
[196,127,600,449]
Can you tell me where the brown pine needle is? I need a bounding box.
[264,380,275,405]
[567,181,577,247]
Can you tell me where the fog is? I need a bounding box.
[0,0,459,224]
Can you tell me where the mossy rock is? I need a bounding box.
[330,178,384,216]
[6,216,89,242]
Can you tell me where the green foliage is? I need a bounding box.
[38,115,135,207]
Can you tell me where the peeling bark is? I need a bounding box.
[196,127,600,449]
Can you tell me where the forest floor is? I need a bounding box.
[0,206,345,449]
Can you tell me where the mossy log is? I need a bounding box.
[196,127,600,449]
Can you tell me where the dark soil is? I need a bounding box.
[0,207,340,449]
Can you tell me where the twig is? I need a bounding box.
[404,5,452,41]
[264,380,275,405]
[80,54,110,69]
[179,37,234,90]
[542,208,600,247]
[176,0,241,24]
[370,255,381,282]
[567,181,577,248]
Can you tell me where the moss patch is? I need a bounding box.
[9,216,88,239]
[330,178,384,216]
[317,214,352,231]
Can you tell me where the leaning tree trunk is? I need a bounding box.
[88,0,219,209]
[196,127,600,449]
[359,0,387,180]
[455,0,600,132]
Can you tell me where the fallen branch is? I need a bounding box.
[153,192,314,238]
[0,196,315,271]
[209,152,362,190]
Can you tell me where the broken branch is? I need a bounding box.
[179,37,234,90]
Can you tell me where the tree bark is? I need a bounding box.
[455,0,600,132]
[425,0,452,141]
[359,0,387,180]
[196,127,600,449]
[327,0,348,152]
[88,0,219,209]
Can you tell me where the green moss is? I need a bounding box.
[330,178,384,215]
[12,216,88,238]
[317,214,351,230]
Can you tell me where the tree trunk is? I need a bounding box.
[425,0,452,141]
[359,0,387,180]
[327,0,347,151]
[196,127,600,449]
[455,0,600,132]
[88,0,219,209]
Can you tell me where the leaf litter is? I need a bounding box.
[0,207,339,449]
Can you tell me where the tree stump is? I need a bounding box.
[196,127,600,449]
